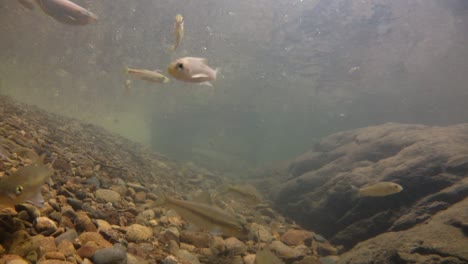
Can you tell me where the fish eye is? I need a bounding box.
[15,185,24,195]
[176,63,184,70]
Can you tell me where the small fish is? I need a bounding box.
[154,193,248,238]
[167,57,218,87]
[0,155,54,208]
[124,79,132,95]
[169,14,184,51]
[348,66,360,75]
[36,0,98,25]
[126,67,170,84]
[358,182,403,197]
[17,0,36,9]
[255,248,284,264]
[218,184,262,205]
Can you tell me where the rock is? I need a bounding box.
[243,254,256,264]
[161,255,180,264]
[57,240,76,257]
[339,197,468,263]
[126,253,148,264]
[8,230,38,258]
[77,241,100,259]
[96,189,121,204]
[317,243,338,256]
[75,212,97,232]
[180,231,212,248]
[272,123,468,249]
[34,217,58,235]
[125,224,153,243]
[6,259,29,264]
[55,229,78,245]
[175,249,200,264]
[43,252,67,261]
[249,223,273,243]
[280,229,314,246]
[31,235,57,257]
[224,237,247,256]
[293,255,321,264]
[92,244,127,264]
[270,241,305,260]
[209,236,225,255]
[161,227,180,243]
[134,192,146,203]
[319,256,340,264]
[77,232,113,248]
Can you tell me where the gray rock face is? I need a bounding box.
[272,123,468,251]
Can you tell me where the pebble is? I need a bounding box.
[175,249,200,264]
[35,217,58,235]
[224,237,247,256]
[55,229,78,245]
[125,224,153,243]
[243,254,256,264]
[75,212,97,232]
[180,231,212,248]
[57,240,76,257]
[161,255,181,264]
[270,240,306,260]
[96,189,121,204]
[317,243,338,256]
[127,253,149,264]
[8,230,37,258]
[209,236,225,255]
[249,223,274,243]
[281,229,314,246]
[31,235,57,256]
[92,244,128,264]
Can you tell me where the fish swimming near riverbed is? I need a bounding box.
[357,182,403,197]
[0,155,54,208]
[154,192,248,238]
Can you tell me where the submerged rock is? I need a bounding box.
[272,123,468,249]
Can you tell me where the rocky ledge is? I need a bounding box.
[261,123,468,263]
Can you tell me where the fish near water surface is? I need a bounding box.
[155,194,248,238]
[126,67,170,84]
[358,182,403,197]
[0,155,54,208]
[36,0,98,25]
[167,57,218,87]
[169,14,184,51]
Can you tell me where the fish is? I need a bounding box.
[218,184,262,205]
[36,0,98,25]
[255,248,284,264]
[124,79,132,95]
[357,182,403,197]
[167,57,218,87]
[154,194,248,238]
[17,0,36,9]
[169,14,184,51]
[0,155,54,208]
[126,67,170,84]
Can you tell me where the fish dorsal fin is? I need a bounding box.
[36,154,46,166]
[191,190,213,205]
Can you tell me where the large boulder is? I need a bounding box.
[272,123,468,249]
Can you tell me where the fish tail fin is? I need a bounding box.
[124,65,130,74]
[214,68,220,79]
